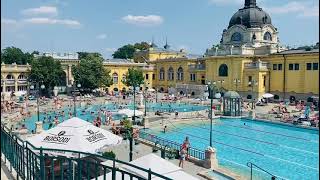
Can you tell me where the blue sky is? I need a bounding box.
[1,0,319,58]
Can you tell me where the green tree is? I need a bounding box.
[72,54,112,91]
[29,56,65,96]
[133,41,151,51]
[77,52,102,59]
[122,68,144,88]
[112,42,150,59]
[112,44,135,59]
[1,47,33,65]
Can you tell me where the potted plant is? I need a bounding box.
[102,151,116,159]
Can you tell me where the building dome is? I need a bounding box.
[228,0,272,28]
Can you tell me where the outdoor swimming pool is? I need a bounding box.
[145,118,319,180]
[21,102,207,131]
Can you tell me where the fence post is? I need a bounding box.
[148,168,152,180]
[112,159,116,180]
[250,163,252,180]
[39,147,45,180]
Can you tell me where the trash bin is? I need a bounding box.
[161,149,165,159]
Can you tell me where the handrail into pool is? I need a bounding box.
[139,131,205,160]
[247,162,280,180]
[1,122,173,180]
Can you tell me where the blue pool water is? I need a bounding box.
[22,103,207,131]
[145,118,319,180]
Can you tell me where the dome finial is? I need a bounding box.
[245,0,256,8]
[164,36,170,49]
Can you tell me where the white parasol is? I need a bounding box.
[26,117,122,157]
[118,109,143,117]
[262,93,274,98]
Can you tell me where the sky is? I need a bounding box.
[1,0,319,58]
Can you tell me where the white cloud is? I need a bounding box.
[122,15,163,26]
[21,6,58,16]
[96,34,107,39]
[264,1,319,17]
[23,18,81,27]
[105,48,116,52]
[1,18,18,25]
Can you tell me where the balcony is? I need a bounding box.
[188,64,206,71]
[5,79,15,84]
[244,61,269,70]
[18,79,27,84]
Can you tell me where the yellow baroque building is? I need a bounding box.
[1,0,319,102]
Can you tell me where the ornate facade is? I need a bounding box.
[1,0,318,101]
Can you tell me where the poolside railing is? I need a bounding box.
[1,123,173,180]
[139,131,205,160]
[247,162,280,180]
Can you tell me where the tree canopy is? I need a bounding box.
[29,56,65,95]
[72,54,112,90]
[77,52,102,59]
[112,42,151,59]
[122,68,144,89]
[1,47,33,65]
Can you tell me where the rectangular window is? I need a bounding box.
[306,63,312,70]
[146,74,149,80]
[263,76,266,87]
[278,64,282,70]
[289,64,294,70]
[190,73,196,81]
[294,63,299,70]
[273,64,277,70]
[313,63,318,70]
[152,74,155,80]
[248,76,252,86]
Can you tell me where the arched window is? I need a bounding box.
[231,32,242,42]
[168,67,174,81]
[122,74,126,82]
[218,64,228,77]
[159,68,165,80]
[263,32,272,41]
[112,73,118,84]
[6,74,14,80]
[18,74,26,79]
[177,67,184,81]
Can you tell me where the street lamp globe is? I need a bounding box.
[77,83,81,88]
[215,93,221,99]
[30,85,35,90]
[40,84,45,89]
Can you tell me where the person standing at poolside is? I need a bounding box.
[183,136,190,160]
[179,145,187,168]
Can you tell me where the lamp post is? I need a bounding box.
[144,83,149,116]
[30,81,45,122]
[248,80,258,109]
[72,82,81,117]
[155,87,158,103]
[234,79,241,91]
[206,81,216,147]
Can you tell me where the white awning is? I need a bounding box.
[26,117,122,157]
[94,153,199,180]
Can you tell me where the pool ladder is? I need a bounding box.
[246,162,281,180]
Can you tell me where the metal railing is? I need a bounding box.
[247,162,279,180]
[1,123,173,180]
[139,131,205,160]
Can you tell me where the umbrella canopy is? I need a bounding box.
[95,153,198,180]
[26,117,122,157]
[262,93,274,98]
[118,109,143,117]
[147,88,156,92]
